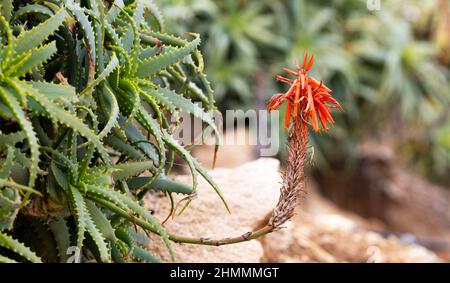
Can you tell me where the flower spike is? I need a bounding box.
[267,53,340,131]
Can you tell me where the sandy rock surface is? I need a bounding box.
[146,158,282,262]
[191,128,257,169]
[262,189,441,263]
[146,158,442,262]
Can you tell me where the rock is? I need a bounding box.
[146,158,442,262]
[146,158,282,262]
[315,141,450,246]
[191,127,257,169]
[261,188,442,263]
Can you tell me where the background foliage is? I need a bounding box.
[1,0,450,264]
[160,0,450,185]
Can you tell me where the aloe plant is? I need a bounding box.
[0,0,225,263]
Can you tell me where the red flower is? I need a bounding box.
[267,53,341,131]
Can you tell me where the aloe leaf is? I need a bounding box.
[24,81,76,101]
[67,185,111,263]
[64,1,96,65]
[123,122,159,162]
[117,6,139,54]
[31,116,51,146]
[80,54,119,97]
[138,46,160,61]
[161,129,198,189]
[85,185,173,259]
[97,85,119,140]
[87,0,105,72]
[117,79,140,128]
[3,51,32,78]
[13,42,57,77]
[0,86,40,189]
[85,211,112,263]
[132,246,161,263]
[105,0,124,22]
[0,232,42,263]
[14,8,66,55]
[128,228,150,247]
[26,89,110,163]
[49,219,71,263]
[130,1,144,70]
[13,3,54,19]
[45,147,78,182]
[136,33,200,77]
[161,129,229,212]
[0,184,20,230]
[154,87,219,136]
[92,195,168,260]
[86,200,116,243]
[134,108,166,188]
[0,15,13,68]
[199,72,216,109]
[142,0,164,31]
[0,101,13,119]
[103,19,123,48]
[165,67,209,105]
[67,185,87,250]
[114,225,133,250]
[0,146,15,178]
[193,159,230,213]
[132,0,145,27]
[144,31,187,47]
[0,132,24,148]
[0,254,17,263]
[136,106,166,167]
[0,0,13,22]
[111,161,155,181]
[139,84,176,113]
[12,149,45,179]
[0,179,42,196]
[104,135,147,161]
[111,243,125,263]
[128,176,193,195]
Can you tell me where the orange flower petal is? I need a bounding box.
[306,55,314,71]
[285,102,292,128]
[302,52,309,69]
[283,68,297,76]
[267,54,339,132]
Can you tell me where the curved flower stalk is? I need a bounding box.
[268,53,340,228]
[166,53,341,246]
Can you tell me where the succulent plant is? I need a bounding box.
[0,0,224,262]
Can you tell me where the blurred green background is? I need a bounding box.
[160,0,450,188]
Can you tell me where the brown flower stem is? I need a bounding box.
[168,225,275,246]
[98,192,277,246]
[269,117,308,227]
[164,118,308,246]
